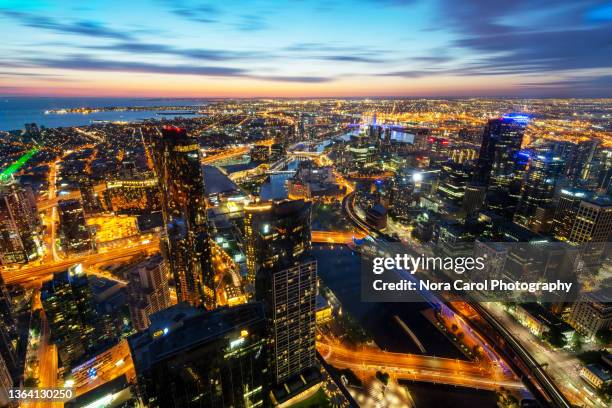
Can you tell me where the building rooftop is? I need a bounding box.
[129,302,265,372]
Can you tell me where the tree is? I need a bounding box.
[375,371,390,385]
[595,328,612,347]
[543,328,566,348]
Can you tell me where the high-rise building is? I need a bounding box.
[257,257,317,385]
[437,161,471,203]
[42,264,97,366]
[151,126,214,309]
[248,199,318,390]
[57,199,94,255]
[567,139,600,183]
[569,290,612,339]
[0,180,42,265]
[475,114,528,187]
[244,200,311,285]
[514,154,564,232]
[127,255,172,331]
[461,183,486,216]
[552,188,592,241]
[567,197,612,266]
[129,302,268,408]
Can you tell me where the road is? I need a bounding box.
[1,238,159,285]
[481,303,607,407]
[318,342,524,391]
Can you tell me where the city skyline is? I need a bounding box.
[1,0,611,98]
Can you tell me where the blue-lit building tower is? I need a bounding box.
[475,114,529,187]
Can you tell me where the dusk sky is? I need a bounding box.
[1,0,611,97]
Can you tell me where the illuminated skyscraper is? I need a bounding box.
[0,180,42,265]
[250,200,318,391]
[257,258,317,385]
[437,161,471,204]
[475,114,528,187]
[514,154,564,232]
[151,126,214,309]
[244,200,312,285]
[567,197,612,266]
[127,255,172,331]
[552,188,592,241]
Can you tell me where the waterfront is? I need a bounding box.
[0,97,209,131]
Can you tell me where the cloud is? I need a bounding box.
[12,55,336,83]
[170,4,220,24]
[1,10,134,40]
[434,0,612,76]
[86,42,261,61]
[234,14,267,31]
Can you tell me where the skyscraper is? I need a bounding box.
[437,161,471,204]
[42,264,97,366]
[567,197,612,267]
[0,180,42,265]
[127,255,172,331]
[129,302,268,408]
[475,114,528,187]
[57,199,94,255]
[151,126,214,309]
[244,200,312,285]
[249,200,318,392]
[257,258,317,385]
[552,188,592,241]
[514,154,564,232]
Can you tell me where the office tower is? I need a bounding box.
[58,199,94,255]
[475,114,528,187]
[129,302,268,408]
[552,188,592,241]
[42,264,97,366]
[462,183,486,216]
[250,200,317,390]
[585,147,612,193]
[514,154,564,232]
[127,255,172,331]
[0,180,42,265]
[151,126,214,309]
[567,197,612,266]
[244,200,311,285]
[569,290,612,339]
[437,161,471,203]
[567,139,600,183]
[257,257,317,385]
